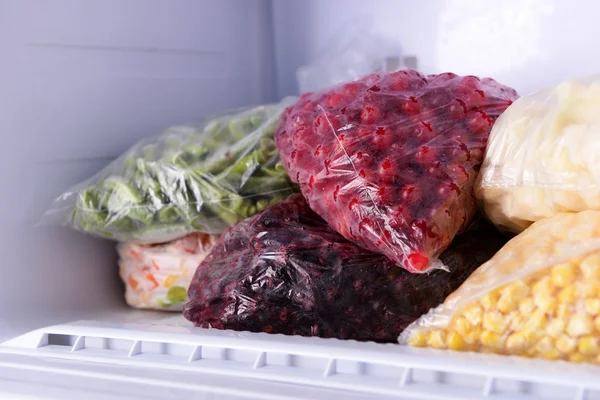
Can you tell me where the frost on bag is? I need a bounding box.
[275,70,517,272]
[118,233,218,310]
[183,195,506,343]
[477,78,600,233]
[44,100,299,243]
[401,211,600,365]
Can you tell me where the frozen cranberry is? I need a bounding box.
[402,96,421,114]
[373,126,394,148]
[414,146,437,165]
[361,105,382,124]
[327,92,349,108]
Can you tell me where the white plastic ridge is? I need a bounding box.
[2,320,600,400]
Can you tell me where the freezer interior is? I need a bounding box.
[3,1,600,399]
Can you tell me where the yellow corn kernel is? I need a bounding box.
[585,299,600,316]
[543,349,563,360]
[594,316,600,332]
[580,254,600,280]
[481,330,504,349]
[502,280,530,301]
[523,330,543,344]
[567,314,593,337]
[407,331,427,347]
[483,311,508,334]
[557,304,571,319]
[509,314,526,331]
[524,309,548,332]
[532,276,552,296]
[464,327,481,345]
[578,282,600,298]
[454,317,470,337]
[519,298,535,315]
[551,263,577,288]
[558,286,576,304]
[463,304,483,326]
[556,335,577,354]
[570,353,587,363]
[497,294,517,313]
[535,336,554,355]
[505,333,526,352]
[163,275,178,288]
[534,292,557,314]
[480,291,499,311]
[427,331,446,349]
[547,319,565,338]
[578,336,600,356]
[446,332,465,351]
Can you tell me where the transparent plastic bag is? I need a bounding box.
[183,195,506,343]
[477,77,600,233]
[275,69,517,272]
[400,210,600,365]
[118,233,218,310]
[43,99,299,243]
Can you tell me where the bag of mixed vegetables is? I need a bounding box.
[401,210,600,365]
[183,195,506,343]
[118,233,218,310]
[43,100,299,243]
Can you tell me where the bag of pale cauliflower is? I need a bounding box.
[476,77,600,232]
[118,233,218,310]
[400,211,600,365]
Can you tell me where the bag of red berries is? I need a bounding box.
[275,70,518,273]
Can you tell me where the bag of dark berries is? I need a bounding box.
[183,195,507,343]
[275,70,518,273]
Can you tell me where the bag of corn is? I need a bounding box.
[400,210,600,365]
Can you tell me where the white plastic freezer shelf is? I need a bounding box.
[1,320,600,400]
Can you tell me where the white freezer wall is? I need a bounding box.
[0,0,276,339]
[273,0,600,98]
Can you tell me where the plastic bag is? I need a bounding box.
[118,233,218,310]
[400,210,600,365]
[183,195,507,343]
[477,77,600,233]
[275,70,517,272]
[43,100,299,243]
[296,23,401,93]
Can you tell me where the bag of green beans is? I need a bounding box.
[43,99,300,243]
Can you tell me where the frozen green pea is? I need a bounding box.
[167,286,187,304]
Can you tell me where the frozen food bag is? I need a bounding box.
[183,195,506,343]
[400,210,600,365]
[275,70,517,272]
[477,78,600,233]
[43,100,299,243]
[118,233,218,310]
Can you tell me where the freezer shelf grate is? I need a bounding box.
[2,320,600,400]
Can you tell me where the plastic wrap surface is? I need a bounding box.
[118,233,218,310]
[183,195,506,343]
[44,100,299,243]
[477,78,600,232]
[275,70,517,272]
[400,210,600,365]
